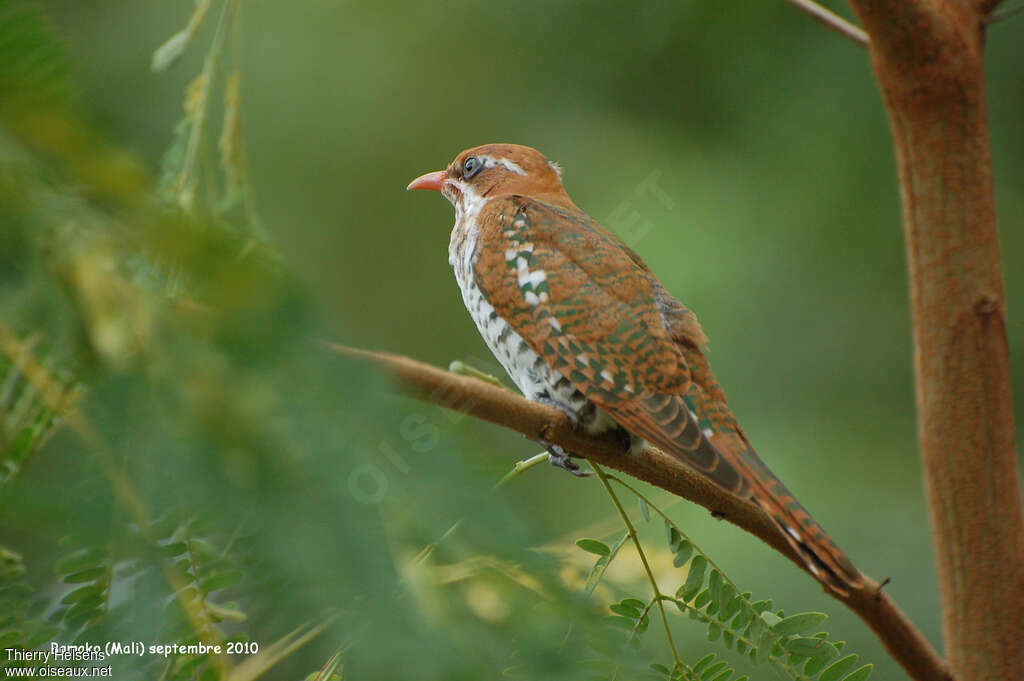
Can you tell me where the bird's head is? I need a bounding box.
[407,144,574,215]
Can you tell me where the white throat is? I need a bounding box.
[447,180,489,272]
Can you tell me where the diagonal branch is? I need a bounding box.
[324,342,951,681]
[786,0,870,46]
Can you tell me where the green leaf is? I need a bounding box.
[717,583,736,617]
[610,602,641,619]
[707,569,722,603]
[63,567,105,584]
[68,592,104,611]
[708,670,732,681]
[692,654,715,675]
[61,585,102,605]
[638,498,651,522]
[188,537,220,560]
[804,654,830,676]
[759,611,782,628]
[607,615,635,630]
[819,654,859,681]
[720,595,741,621]
[841,664,873,681]
[55,549,107,575]
[700,661,726,680]
[196,558,235,579]
[576,539,610,556]
[785,636,837,659]
[706,621,721,641]
[693,589,711,609]
[755,631,773,664]
[678,555,706,599]
[731,605,753,631]
[63,603,100,630]
[744,615,762,643]
[673,540,693,567]
[722,630,733,649]
[771,612,828,636]
[158,541,188,558]
[200,569,244,592]
[173,558,193,577]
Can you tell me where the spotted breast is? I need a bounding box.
[449,196,598,429]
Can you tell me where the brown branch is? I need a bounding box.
[324,342,951,681]
[843,2,1023,680]
[786,0,870,46]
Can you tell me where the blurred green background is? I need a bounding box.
[1,1,1022,679]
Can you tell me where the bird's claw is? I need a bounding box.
[546,444,590,477]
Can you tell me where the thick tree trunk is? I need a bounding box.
[844,1,1024,678]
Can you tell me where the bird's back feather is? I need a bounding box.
[472,194,862,594]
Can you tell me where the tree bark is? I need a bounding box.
[843,1,1024,678]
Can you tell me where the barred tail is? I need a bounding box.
[604,393,863,595]
[743,459,863,595]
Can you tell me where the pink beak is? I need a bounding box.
[406,170,447,192]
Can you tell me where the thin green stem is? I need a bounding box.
[494,451,548,489]
[591,463,684,675]
[628,595,661,641]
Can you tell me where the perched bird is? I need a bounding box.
[407,143,862,595]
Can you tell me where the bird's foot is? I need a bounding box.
[545,444,590,477]
[531,394,581,432]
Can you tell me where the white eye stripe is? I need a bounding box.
[478,156,527,176]
[497,159,527,175]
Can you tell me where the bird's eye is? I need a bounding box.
[463,156,483,178]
